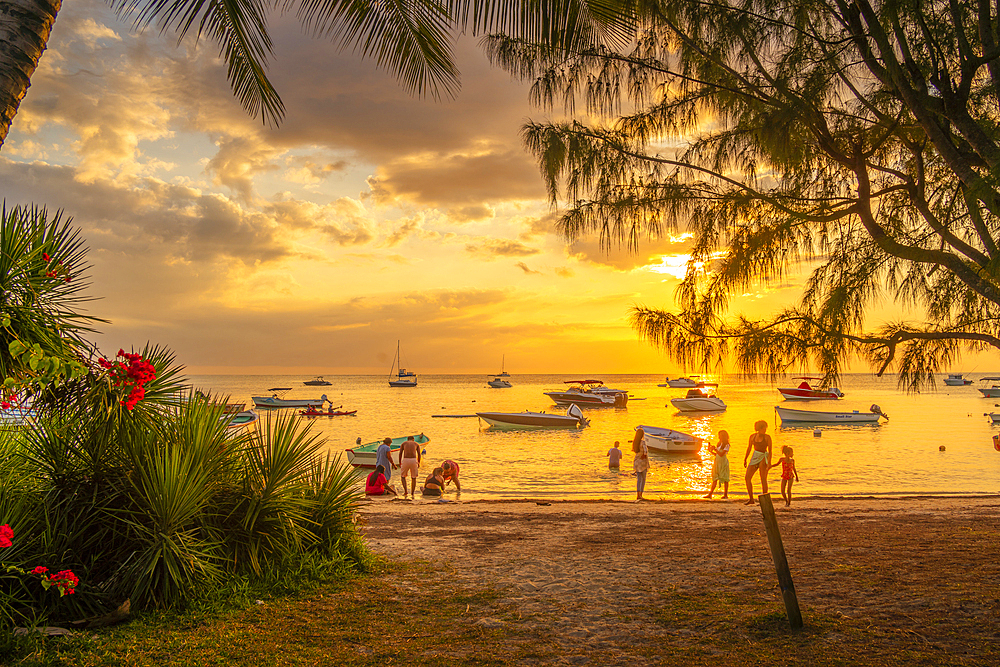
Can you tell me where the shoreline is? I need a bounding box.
[359,491,1000,505]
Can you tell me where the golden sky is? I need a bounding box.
[0,0,810,374]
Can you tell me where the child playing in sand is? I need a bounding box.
[773,445,800,506]
[703,430,731,499]
[607,441,623,470]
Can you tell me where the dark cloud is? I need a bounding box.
[515,262,541,274]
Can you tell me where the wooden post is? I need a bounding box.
[758,493,803,628]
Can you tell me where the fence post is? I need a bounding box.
[758,493,803,628]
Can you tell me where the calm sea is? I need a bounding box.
[188,373,1000,500]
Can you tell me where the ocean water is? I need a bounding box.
[189,373,1000,500]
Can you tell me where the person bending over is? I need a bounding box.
[421,467,446,497]
[441,459,461,492]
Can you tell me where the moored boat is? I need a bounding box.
[488,356,513,388]
[669,388,727,412]
[388,341,417,387]
[544,380,628,407]
[635,425,703,453]
[346,433,430,468]
[775,404,888,423]
[978,378,1000,397]
[299,406,358,417]
[223,410,259,429]
[777,376,844,400]
[661,376,718,389]
[304,376,332,386]
[252,389,328,408]
[943,373,974,386]
[476,404,589,429]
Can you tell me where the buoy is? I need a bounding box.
[939,445,946,451]
[813,428,821,437]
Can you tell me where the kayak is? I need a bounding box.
[299,408,357,417]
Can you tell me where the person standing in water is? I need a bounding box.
[397,436,422,499]
[607,441,623,471]
[703,430,731,499]
[375,437,397,482]
[632,429,649,500]
[743,420,772,505]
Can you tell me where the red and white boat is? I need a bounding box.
[777,377,844,400]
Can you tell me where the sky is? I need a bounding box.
[0,0,824,375]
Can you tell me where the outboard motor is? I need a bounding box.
[870,404,889,421]
[567,403,589,427]
[615,391,628,407]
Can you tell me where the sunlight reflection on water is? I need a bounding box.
[189,373,1000,500]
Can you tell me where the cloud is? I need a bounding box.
[465,238,541,260]
[516,262,541,274]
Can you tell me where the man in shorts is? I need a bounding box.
[441,459,461,492]
[397,436,422,499]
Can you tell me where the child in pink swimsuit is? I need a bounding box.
[773,446,800,507]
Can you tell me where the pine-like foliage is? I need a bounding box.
[488,0,1000,389]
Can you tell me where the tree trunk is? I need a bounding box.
[0,0,60,150]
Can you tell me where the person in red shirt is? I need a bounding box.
[441,460,461,492]
[365,465,398,497]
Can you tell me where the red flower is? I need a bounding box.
[31,566,48,575]
[0,524,12,548]
[42,253,50,262]
[48,570,79,595]
[1,402,9,410]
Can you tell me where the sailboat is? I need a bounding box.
[488,355,512,388]
[388,341,417,387]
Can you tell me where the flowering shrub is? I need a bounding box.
[98,350,157,410]
[0,524,79,599]
[40,251,73,283]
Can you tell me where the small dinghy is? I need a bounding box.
[476,404,589,429]
[346,434,430,468]
[635,425,703,453]
[775,404,888,423]
[252,389,328,408]
[223,410,259,429]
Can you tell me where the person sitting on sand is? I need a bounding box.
[703,430,731,499]
[441,460,461,492]
[607,441,623,471]
[365,465,398,497]
[773,445,800,507]
[421,467,446,497]
[743,420,772,505]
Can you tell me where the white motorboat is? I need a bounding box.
[346,433,430,468]
[252,389,328,408]
[544,380,629,407]
[635,424,703,453]
[978,378,1000,397]
[477,404,589,429]
[661,376,718,389]
[488,356,513,388]
[777,376,845,400]
[669,388,727,412]
[388,340,417,387]
[775,404,888,423]
[943,373,973,386]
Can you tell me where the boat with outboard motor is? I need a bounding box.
[476,404,589,429]
[669,388,727,412]
[944,373,974,386]
[777,377,844,400]
[303,376,332,386]
[252,388,328,408]
[544,380,629,407]
[635,425,703,453]
[346,433,430,468]
[388,341,417,387]
[775,404,888,423]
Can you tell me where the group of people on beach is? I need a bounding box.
[364,435,461,499]
[609,420,799,505]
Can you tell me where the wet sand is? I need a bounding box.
[359,495,1000,665]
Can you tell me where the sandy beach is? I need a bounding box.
[359,495,1000,665]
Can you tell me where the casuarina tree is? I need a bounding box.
[488,0,1000,389]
